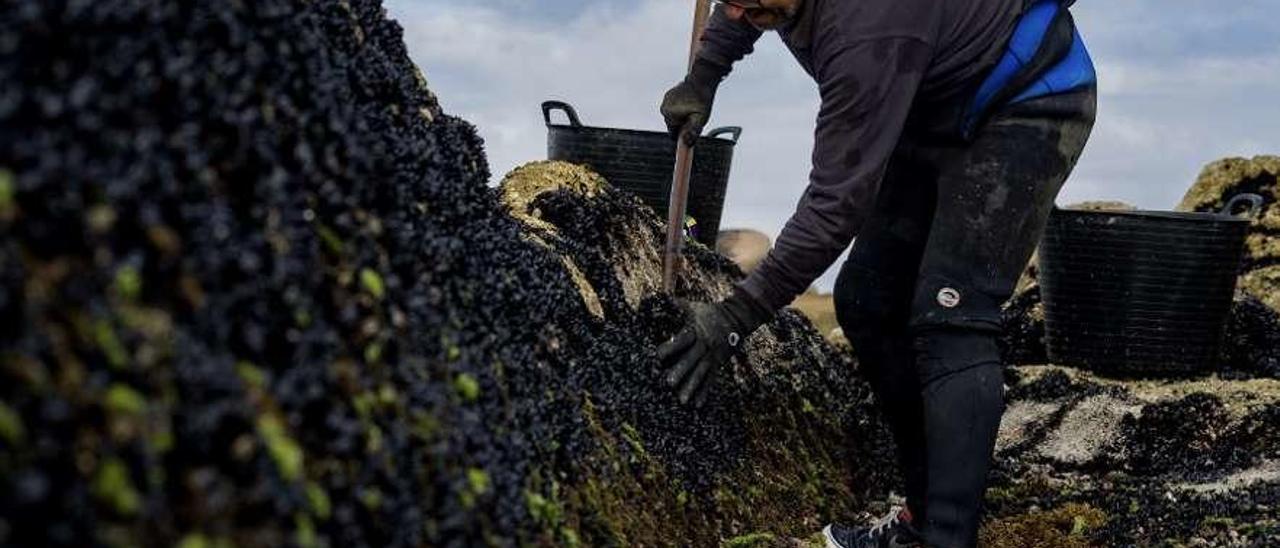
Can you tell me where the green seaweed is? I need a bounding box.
[150,427,174,454]
[377,384,398,406]
[359,267,385,300]
[175,534,209,548]
[93,319,130,369]
[236,361,267,389]
[620,422,648,460]
[315,224,345,255]
[87,205,117,233]
[525,489,562,527]
[295,514,318,548]
[410,409,439,441]
[979,503,1105,548]
[258,414,304,481]
[293,308,312,328]
[114,266,142,301]
[0,402,26,444]
[454,373,480,402]
[175,535,234,548]
[468,467,490,494]
[458,467,491,510]
[174,534,234,548]
[0,168,13,215]
[105,383,147,415]
[306,482,332,520]
[522,476,580,548]
[92,457,142,516]
[365,425,383,454]
[363,341,383,364]
[723,532,776,547]
[352,391,375,420]
[359,487,383,510]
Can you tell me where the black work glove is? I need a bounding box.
[657,288,773,407]
[660,58,730,146]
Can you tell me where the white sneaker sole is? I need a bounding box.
[822,524,843,548]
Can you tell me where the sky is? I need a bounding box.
[386,0,1280,291]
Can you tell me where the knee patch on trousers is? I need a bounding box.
[908,273,1005,334]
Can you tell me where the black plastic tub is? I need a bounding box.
[1039,194,1264,376]
[543,100,740,247]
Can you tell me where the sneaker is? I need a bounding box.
[822,506,920,548]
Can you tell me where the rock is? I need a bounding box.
[1001,287,1048,365]
[715,228,771,274]
[828,327,849,347]
[789,289,840,343]
[1240,265,1280,313]
[492,161,899,545]
[1177,156,1280,309]
[1221,292,1280,378]
[0,3,896,546]
[987,365,1280,545]
[1177,156,1280,230]
[4,1,1278,545]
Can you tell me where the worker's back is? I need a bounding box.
[921,0,1023,104]
[701,0,1024,134]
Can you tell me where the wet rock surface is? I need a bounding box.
[987,366,1280,547]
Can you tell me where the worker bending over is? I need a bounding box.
[657,0,1096,546]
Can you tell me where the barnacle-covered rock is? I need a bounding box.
[1178,156,1280,309]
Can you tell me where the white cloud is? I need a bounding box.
[389,0,1280,291]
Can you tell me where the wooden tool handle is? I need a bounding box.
[662,0,713,293]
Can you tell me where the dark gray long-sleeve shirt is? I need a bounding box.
[702,0,1021,311]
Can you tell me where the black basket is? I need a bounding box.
[543,100,740,247]
[1039,194,1264,376]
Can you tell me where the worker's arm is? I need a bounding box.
[739,37,933,312]
[696,5,765,70]
[661,6,763,143]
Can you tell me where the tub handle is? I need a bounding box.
[705,126,742,144]
[542,101,583,128]
[1221,193,1265,219]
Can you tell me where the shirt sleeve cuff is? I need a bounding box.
[737,274,787,316]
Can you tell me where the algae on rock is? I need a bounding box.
[984,365,1280,545]
[1178,155,1280,310]
[495,161,900,546]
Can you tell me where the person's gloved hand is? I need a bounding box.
[660,58,730,146]
[657,288,773,406]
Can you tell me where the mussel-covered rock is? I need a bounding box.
[0,8,894,538]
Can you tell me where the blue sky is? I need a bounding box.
[387,0,1280,290]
